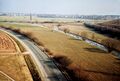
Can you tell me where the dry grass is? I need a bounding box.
[0,22,120,81]
[0,31,17,53]
[24,55,41,81]
[0,29,33,81]
[58,23,109,42]
[40,22,109,43]
[0,72,13,81]
[0,55,33,81]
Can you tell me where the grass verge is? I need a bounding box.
[24,55,41,81]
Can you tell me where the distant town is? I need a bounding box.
[0,12,120,20]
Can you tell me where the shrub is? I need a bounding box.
[68,64,89,81]
[91,33,95,40]
[44,48,50,53]
[23,32,33,37]
[101,38,120,52]
[53,55,89,81]
[81,32,88,40]
[84,23,120,39]
[13,29,21,33]
[57,24,61,27]
[34,39,44,46]
[22,32,44,46]
[63,28,70,33]
[53,55,72,67]
[44,48,53,55]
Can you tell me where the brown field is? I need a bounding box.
[0,31,17,53]
[0,21,120,81]
[0,30,33,81]
[0,55,33,81]
[0,72,13,81]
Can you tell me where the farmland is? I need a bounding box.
[0,29,33,81]
[0,31,18,53]
[0,16,120,81]
[0,55,33,81]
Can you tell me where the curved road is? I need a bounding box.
[0,28,67,81]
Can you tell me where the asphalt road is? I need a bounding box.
[0,28,67,81]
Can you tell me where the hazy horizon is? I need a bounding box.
[0,0,120,15]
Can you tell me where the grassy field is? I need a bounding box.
[0,21,120,81]
[41,22,109,43]
[0,16,109,43]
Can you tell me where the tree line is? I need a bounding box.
[84,23,120,39]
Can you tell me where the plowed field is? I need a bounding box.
[0,30,33,81]
[0,31,16,53]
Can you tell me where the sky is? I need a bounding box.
[0,0,120,15]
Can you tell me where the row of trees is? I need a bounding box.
[61,27,120,53]
[84,23,120,39]
[101,38,120,52]
[53,55,89,81]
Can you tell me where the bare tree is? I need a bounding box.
[81,32,88,40]
[91,33,95,40]
[63,28,70,33]
[101,38,119,52]
[53,55,72,67]
[57,24,61,27]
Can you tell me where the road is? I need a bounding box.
[0,28,67,81]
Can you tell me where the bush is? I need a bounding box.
[63,28,70,33]
[21,32,32,38]
[0,25,5,28]
[53,55,72,67]
[101,38,120,52]
[44,48,53,55]
[81,32,88,40]
[44,48,50,52]
[68,64,89,81]
[84,23,120,39]
[57,24,61,27]
[13,29,21,33]
[53,55,89,81]
[1,26,44,47]
[34,38,44,46]
[22,32,44,46]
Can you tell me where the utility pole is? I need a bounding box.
[30,13,32,21]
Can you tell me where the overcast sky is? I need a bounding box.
[0,0,120,15]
